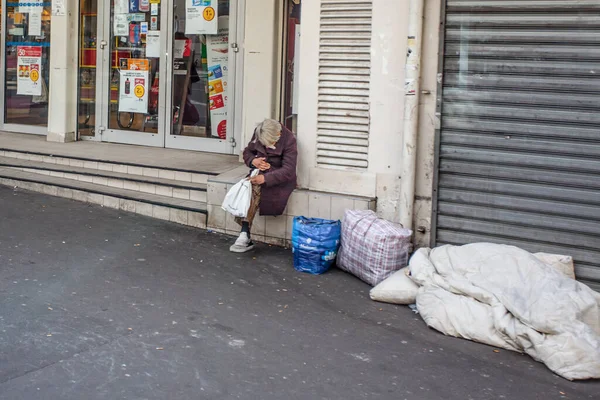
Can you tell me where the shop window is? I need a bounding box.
[78,0,98,137]
[102,0,232,142]
[280,0,301,133]
[107,0,161,133]
[3,3,51,126]
[170,0,231,139]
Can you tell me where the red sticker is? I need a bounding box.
[217,120,227,139]
[209,94,224,110]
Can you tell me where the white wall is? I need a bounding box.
[295,0,441,245]
[239,0,281,152]
[47,0,79,143]
[414,0,442,246]
[295,0,319,190]
[367,0,409,221]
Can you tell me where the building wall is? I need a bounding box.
[414,0,442,247]
[35,0,443,247]
[368,0,410,223]
[296,0,441,244]
[47,0,79,143]
[239,0,282,151]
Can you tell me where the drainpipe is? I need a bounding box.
[399,0,425,230]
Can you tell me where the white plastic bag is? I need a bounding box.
[369,267,419,305]
[221,169,259,218]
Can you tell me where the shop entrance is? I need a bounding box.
[1,1,51,134]
[80,0,238,154]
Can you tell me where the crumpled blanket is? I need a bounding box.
[408,243,600,380]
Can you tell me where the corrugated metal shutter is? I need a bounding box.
[435,0,600,290]
[317,0,372,169]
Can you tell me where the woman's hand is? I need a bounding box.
[250,174,265,186]
[252,157,271,171]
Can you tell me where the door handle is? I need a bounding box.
[100,40,108,49]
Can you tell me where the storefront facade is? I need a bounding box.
[75,0,243,153]
[0,1,52,135]
[0,0,418,235]
[0,0,289,154]
[3,1,597,289]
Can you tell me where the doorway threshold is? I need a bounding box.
[0,132,240,175]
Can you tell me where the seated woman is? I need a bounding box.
[230,119,298,252]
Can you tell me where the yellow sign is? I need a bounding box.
[208,79,224,96]
[127,59,150,71]
[134,85,145,99]
[30,69,39,83]
[203,6,215,21]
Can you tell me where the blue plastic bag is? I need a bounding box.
[291,216,341,275]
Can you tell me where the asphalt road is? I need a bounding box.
[0,186,598,399]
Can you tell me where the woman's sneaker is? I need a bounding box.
[230,232,255,253]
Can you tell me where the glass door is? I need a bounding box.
[99,0,167,147]
[78,0,99,138]
[0,1,3,128]
[2,1,51,134]
[165,0,236,154]
[96,0,237,153]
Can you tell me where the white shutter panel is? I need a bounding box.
[317,0,372,169]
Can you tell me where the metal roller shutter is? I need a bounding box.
[434,0,600,290]
[317,0,372,169]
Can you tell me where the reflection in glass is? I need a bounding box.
[4,4,51,126]
[170,0,230,140]
[78,0,98,136]
[282,0,301,133]
[108,0,160,133]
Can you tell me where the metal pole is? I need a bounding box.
[399,0,425,230]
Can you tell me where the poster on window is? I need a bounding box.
[114,0,129,14]
[17,46,43,96]
[119,60,149,114]
[29,12,42,36]
[185,0,218,35]
[52,0,66,16]
[18,0,43,13]
[146,31,161,58]
[206,16,229,139]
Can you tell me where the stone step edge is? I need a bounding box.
[0,148,220,177]
[0,176,207,230]
[1,176,207,229]
[0,157,208,192]
[0,169,208,216]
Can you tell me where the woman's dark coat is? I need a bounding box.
[242,126,297,216]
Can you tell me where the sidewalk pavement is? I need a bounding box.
[0,186,598,399]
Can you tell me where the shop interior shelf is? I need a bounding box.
[115,47,147,51]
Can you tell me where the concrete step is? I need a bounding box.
[0,168,207,229]
[0,149,214,184]
[0,156,207,203]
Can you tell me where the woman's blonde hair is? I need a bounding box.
[255,119,282,147]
